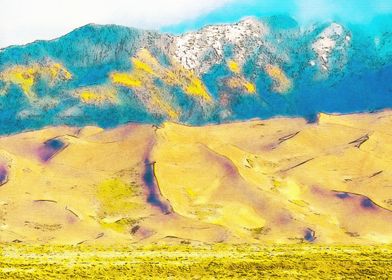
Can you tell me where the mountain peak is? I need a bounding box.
[238,17,262,27]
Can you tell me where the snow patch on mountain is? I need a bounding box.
[311,23,351,76]
[173,17,269,73]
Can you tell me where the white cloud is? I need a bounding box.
[294,0,392,24]
[294,0,337,23]
[0,0,231,48]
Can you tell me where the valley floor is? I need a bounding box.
[1,244,391,279]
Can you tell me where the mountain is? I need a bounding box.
[1,16,392,135]
[1,110,392,244]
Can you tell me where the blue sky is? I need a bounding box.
[1,0,392,48]
[163,0,392,33]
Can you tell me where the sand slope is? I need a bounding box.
[1,111,392,244]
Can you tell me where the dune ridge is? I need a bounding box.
[0,111,392,245]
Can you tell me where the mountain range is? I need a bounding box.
[1,16,392,245]
[1,16,392,134]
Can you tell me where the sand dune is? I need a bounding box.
[0,111,392,245]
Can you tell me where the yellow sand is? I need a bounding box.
[0,111,392,245]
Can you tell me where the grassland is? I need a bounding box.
[1,244,391,279]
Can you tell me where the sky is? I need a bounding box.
[1,0,392,48]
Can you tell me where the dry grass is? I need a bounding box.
[1,244,391,279]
